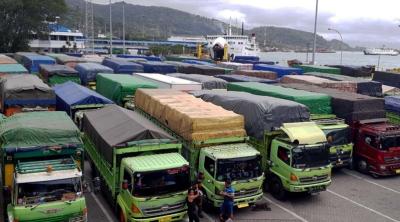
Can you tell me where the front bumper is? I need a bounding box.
[370,162,400,176]
[210,191,264,208]
[287,180,331,193]
[129,210,186,222]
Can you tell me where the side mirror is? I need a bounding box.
[122,179,129,190]
[82,181,91,193]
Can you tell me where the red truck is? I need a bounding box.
[352,118,400,177]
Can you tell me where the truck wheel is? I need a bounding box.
[119,208,126,222]
[357,159,368,174]
[270,176,287,201]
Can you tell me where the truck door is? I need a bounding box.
[270,141,292,181]
[360,133,379,165]
[201,155,216,195]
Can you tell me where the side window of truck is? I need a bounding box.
[123,169,133,192]
[364,134,377,148]
[277,146,291,165]
[204,156,215,176]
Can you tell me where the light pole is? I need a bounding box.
[122,0,126,54]
[328,28,343,65]
[109,0,113,56]
[311,0,319,65]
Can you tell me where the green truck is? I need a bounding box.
[82,105,190,222]
[311,114,353,168]
[0,112,86,222]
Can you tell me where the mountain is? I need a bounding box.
[62,0,353,50]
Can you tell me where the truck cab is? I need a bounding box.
[312,114,353,168]
[352,118,400,177]
[257,122,332,200]
[196,143,264,208]
[8,158,86,222]
[118,153,190,222]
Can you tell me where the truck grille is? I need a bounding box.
[299,174,329,184]
[142,201,186,217]
[234,187,260,198]
[329,151,351,162]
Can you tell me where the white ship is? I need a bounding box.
[206,23,259,60]
[363,48,399,56]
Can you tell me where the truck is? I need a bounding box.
[311,114,353,168]
[135,89,265,208]
[0,111,86,222]
[0,74,56,116]
[82,105,191,222]
[191,90,332,200]
[351,118,400,177]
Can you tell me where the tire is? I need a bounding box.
[269,176,287,201]
[356,159,368,174]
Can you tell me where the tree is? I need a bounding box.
[0,0,67,52]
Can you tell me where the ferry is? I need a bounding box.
[363,48,399,56]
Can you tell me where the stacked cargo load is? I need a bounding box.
[295,65,340,74]
[136,61,177,74]
[14,52,55,73]
[215,74,277,83]
[228,82,331,114]
[231,56,259,63]
[328,65,374,77]
[75,62,113,86]
[135,89,246,141]
[116,54,162,61]
[190,90,310,139]
[281,75,335,85]
[216,62,253,71]
[167,73,227,89]
[96,74,158,106]
[280,83,385,123]
[101,57,144,74]
[82,54,104,63]
[164,55,199,62]
[0,55,17,64]
[178,64,232,75]
[55,54,86,68]
[373,71,400,88]
[134,73,202,91]
[233,70,277,80]
[0,64,28,74]
[39,64,80,85]
[0,74,56,116]
[384,96,400,124]
[182,59,216,66]
[254,64,303,77]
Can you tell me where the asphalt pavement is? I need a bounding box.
[84,162,400,222]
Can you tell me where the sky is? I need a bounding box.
[94,0,400,47]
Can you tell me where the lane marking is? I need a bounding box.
[262,196,308,222]
[342,169,400,195]
[90,192,116,222]
[327,189,400,222]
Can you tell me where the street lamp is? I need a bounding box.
[109,0,113,56]
[311,0,319,65]
[328,28,343,65]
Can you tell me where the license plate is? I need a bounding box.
[160,216,172,222]
[396,169,400,174]
[309,186,325,193]
[237,202,249,208]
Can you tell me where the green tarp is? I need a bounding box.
[295,65,340,75]
[0,64,28,74]
[228,82,332,114]
[49,75,81,85]
[0,111,81,148]
[96,74,158,105]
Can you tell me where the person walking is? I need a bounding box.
[187,188,200,222]
[219,178,235,222]
[196,173,205,218]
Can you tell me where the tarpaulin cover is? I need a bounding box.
[165,61,192,69]
[136,61,177,74]
[228,82,331,114]
[75,63,113,85]
[373,71,400,88]
[328,65,373,77]
[82,104,175,163]
[254,64,303,77]
[164,55,199,62]
[281,75,335,85]
[0,74,55,108]
[215,74,277,84]
[55,55,86,68]
[305,72,382,97]
[116,54,162,61]
[216,62,253,71]
[39,64,80,85]
[296,65,340,74]
[182,60,216,66]
[0,55,17,64]
[101,58,144,74]
[135,89,246,141]
[167,73,227,89]
[233,70,277,80]
[0,111,81,149]
[190,90,310,139]
[96,74,158,105]
[15,53,55,73]
[0,64,28,74]
[384,96,400,115]
[178,64,232,75]
[280,83,385,123]
[82,55,104,64]
[53,81,113,116]
[232,56,259,62]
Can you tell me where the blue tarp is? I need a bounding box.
[53,81,114,116]
[254,64,303,77]
[102,58,144,74]
[75,63,113,85]
[15,53,55,73]
[232,56,259,62]
[116,54,162,61]
[385,96,400,115]
[215,74,277,84]
[137,61,177,74]
[182,59,216,66]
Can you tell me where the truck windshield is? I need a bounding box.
[216,155,262,181]
[17,177,82,206]
[381,136,400,150]
[323,128,351,146]
[133,166,190,197]
[292,145,330,168]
